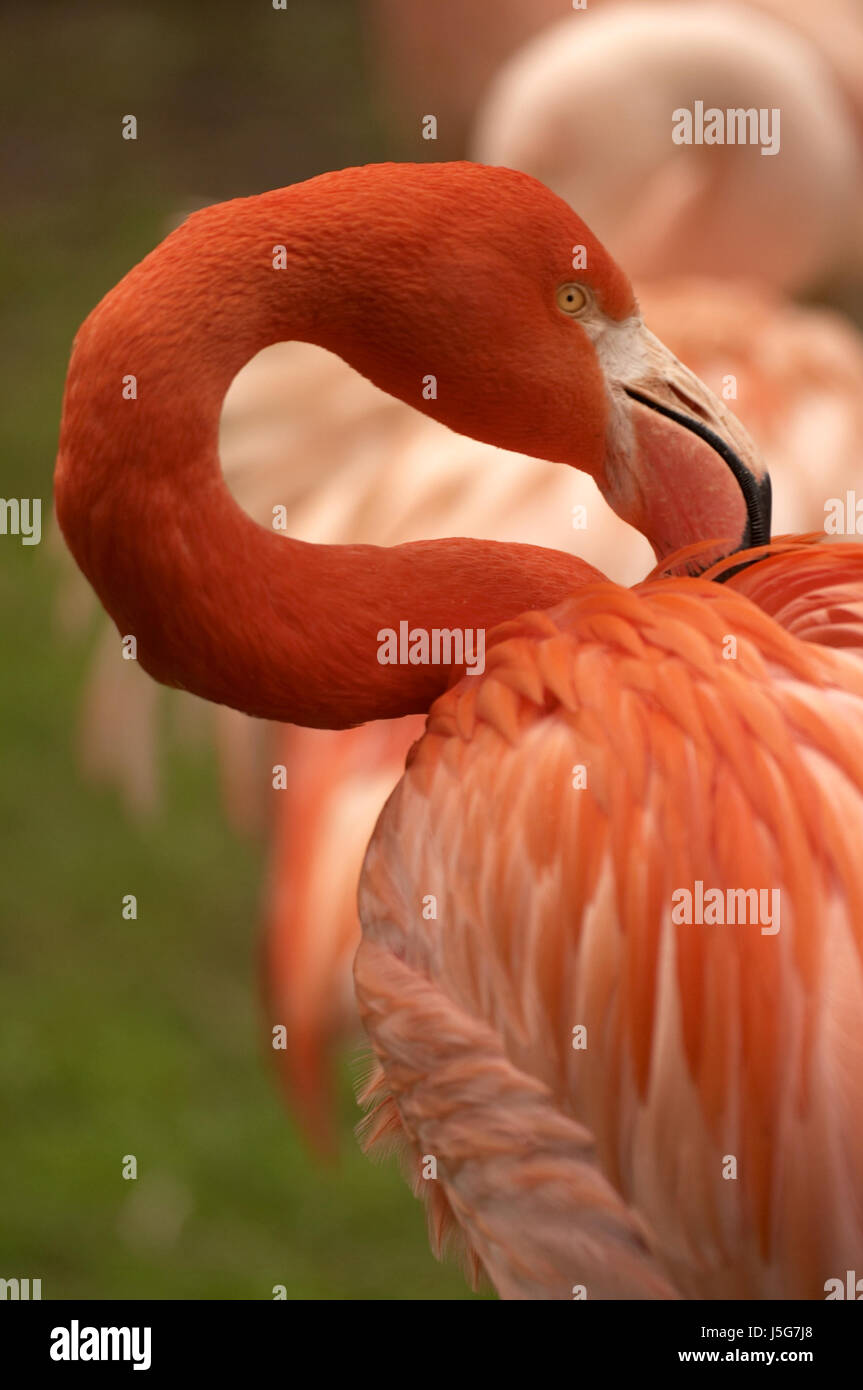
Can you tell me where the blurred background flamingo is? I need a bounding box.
[55,0,863,1150]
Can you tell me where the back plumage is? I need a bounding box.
[356,542,863,1298]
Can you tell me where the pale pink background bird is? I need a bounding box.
[56,0,863,1148]
[473,1,862,290]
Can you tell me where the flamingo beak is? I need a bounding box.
[605,326,771,570]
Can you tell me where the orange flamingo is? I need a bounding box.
[55,163,863,1296]
[57,1,863,1150]
[268,0,863,1140]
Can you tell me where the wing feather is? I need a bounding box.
[358,548,863,1297]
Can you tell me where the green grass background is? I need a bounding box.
[1,0,480,1299]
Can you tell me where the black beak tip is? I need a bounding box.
[740,470,772,550]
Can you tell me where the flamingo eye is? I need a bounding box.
[555,283,588,316]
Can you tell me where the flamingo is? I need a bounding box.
[472,0,863,292]
[55,162,863,1297]
[56,0,863,1150]
[246,0,863,1140]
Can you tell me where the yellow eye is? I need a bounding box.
[556,283,588,316]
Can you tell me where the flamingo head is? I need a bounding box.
[313,163,770,570]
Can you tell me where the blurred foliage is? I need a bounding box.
[0,0,479,1298]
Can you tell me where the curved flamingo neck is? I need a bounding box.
[55,170,598,728]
